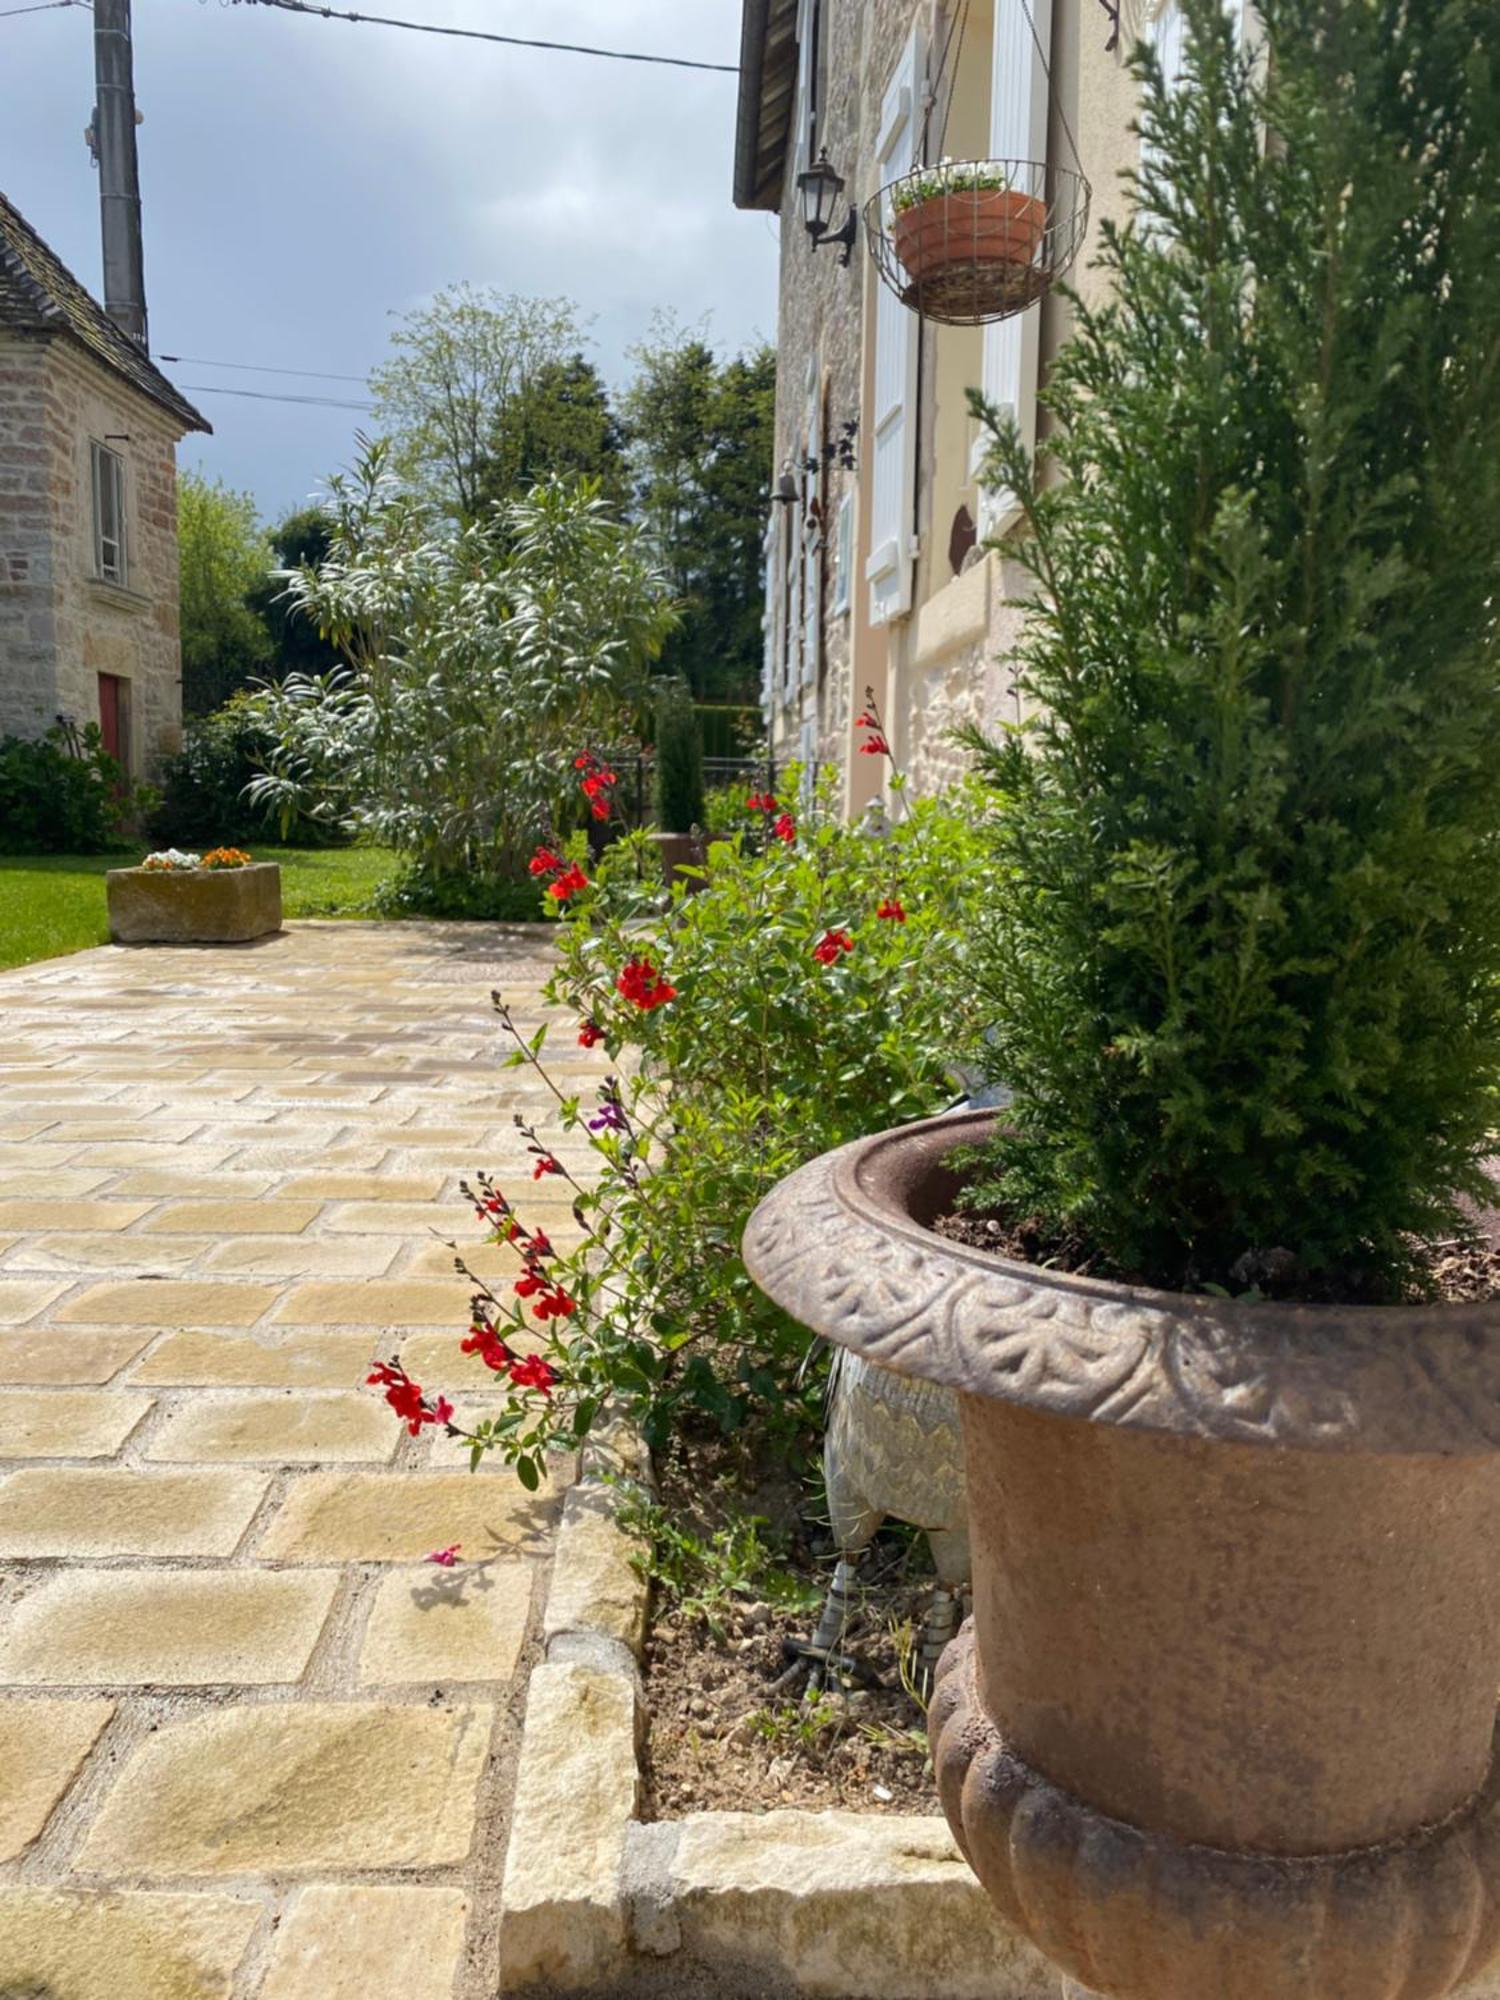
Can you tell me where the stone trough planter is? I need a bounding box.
[106,862,283,945]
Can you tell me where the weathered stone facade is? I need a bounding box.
[0,335,188,774]
[0,196,207,780]
[750,0,1143,810]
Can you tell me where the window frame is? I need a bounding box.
[90,439,128,587]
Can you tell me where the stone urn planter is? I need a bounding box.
[107,862,283,944]
[744,1108,1500,2000]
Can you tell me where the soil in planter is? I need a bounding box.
[934,1178,1500,1305]
[637,1444,940,1820]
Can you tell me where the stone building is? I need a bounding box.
[736,0,1228,810]
[0,191,208,780]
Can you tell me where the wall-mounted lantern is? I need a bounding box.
[796,150,858,266]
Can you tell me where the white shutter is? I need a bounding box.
[760,513,779,717]
[802,377,822,688]
[792,0,816,180]
[866,23,924,626]
[973,0,1051,538]
[784,497,802,704]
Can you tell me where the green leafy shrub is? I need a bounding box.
[372,862,541,922]
[359,763,992,1488]
[963,0,1500,1297]
[651,683,705,833]
[0,725,130,854]
[149,695,303,849]
[242,445,675,891]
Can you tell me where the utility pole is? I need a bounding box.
[91,0,149,349]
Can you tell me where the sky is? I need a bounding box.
[1,0,781,518]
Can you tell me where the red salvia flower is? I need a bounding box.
[616,957,677,1010]
[548,863,590,902]
[577,1020,604,1048]
[510,1353,559,1394]
[533,1285,576,1322]
[771,813,796,844]
[462,1322,513,1372]
[858,735,891,756]
[532,1156,563,1181]
[368,1360,449,1436]
[529,847,564,877]
[530,1230,554,1259]
[813,929,855,966]
[876,898,907,922]
[746,791,780,813]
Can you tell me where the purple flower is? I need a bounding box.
[589,1100,628,1134]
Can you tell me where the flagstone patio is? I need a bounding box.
[0,919,601,2000]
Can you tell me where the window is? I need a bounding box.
[831,493,853,615]
[91,441,127,585]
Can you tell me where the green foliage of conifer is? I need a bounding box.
[965,0,1500,1295]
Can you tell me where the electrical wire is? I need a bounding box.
[179,382,376,410]
[223,0,739,74]
[160,353,370,384]
[0,0,89,18]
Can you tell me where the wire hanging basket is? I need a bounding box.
[864,157,1091,326]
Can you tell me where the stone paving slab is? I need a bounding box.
[0,920,590,2000]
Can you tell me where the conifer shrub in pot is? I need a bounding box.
[746,1,1500,1994]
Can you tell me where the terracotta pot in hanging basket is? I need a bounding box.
[892,187,1048,285]
[743,1108,1500,2000]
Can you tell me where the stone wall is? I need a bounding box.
[0,333,58,743]
[0,330,185,776]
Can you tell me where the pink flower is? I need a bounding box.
[426,1544,462,1567]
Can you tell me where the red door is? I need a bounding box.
[97,673,123,764]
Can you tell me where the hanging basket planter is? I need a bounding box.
[866,158,1091,326]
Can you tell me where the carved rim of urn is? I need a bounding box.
[743,1110,1500,2000]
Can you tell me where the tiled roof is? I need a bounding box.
[0,190,210,434]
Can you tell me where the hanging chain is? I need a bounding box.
[923,0,1088,182]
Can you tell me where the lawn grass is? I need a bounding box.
[0,845,398,972]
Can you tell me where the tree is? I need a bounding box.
[474,354,629,516]
[963,0,1500,1297]
[368,283,584,519]
[246,507,342,682]
[244,441,676,891]
[176,471,274,716]
[623,320,775,703]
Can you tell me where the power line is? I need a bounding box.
[0,0,90,18]
[223,0,739,74]
[179,382,376,410]
[160,352,371,385]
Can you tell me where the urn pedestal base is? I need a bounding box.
[930,1624,1500,2000]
